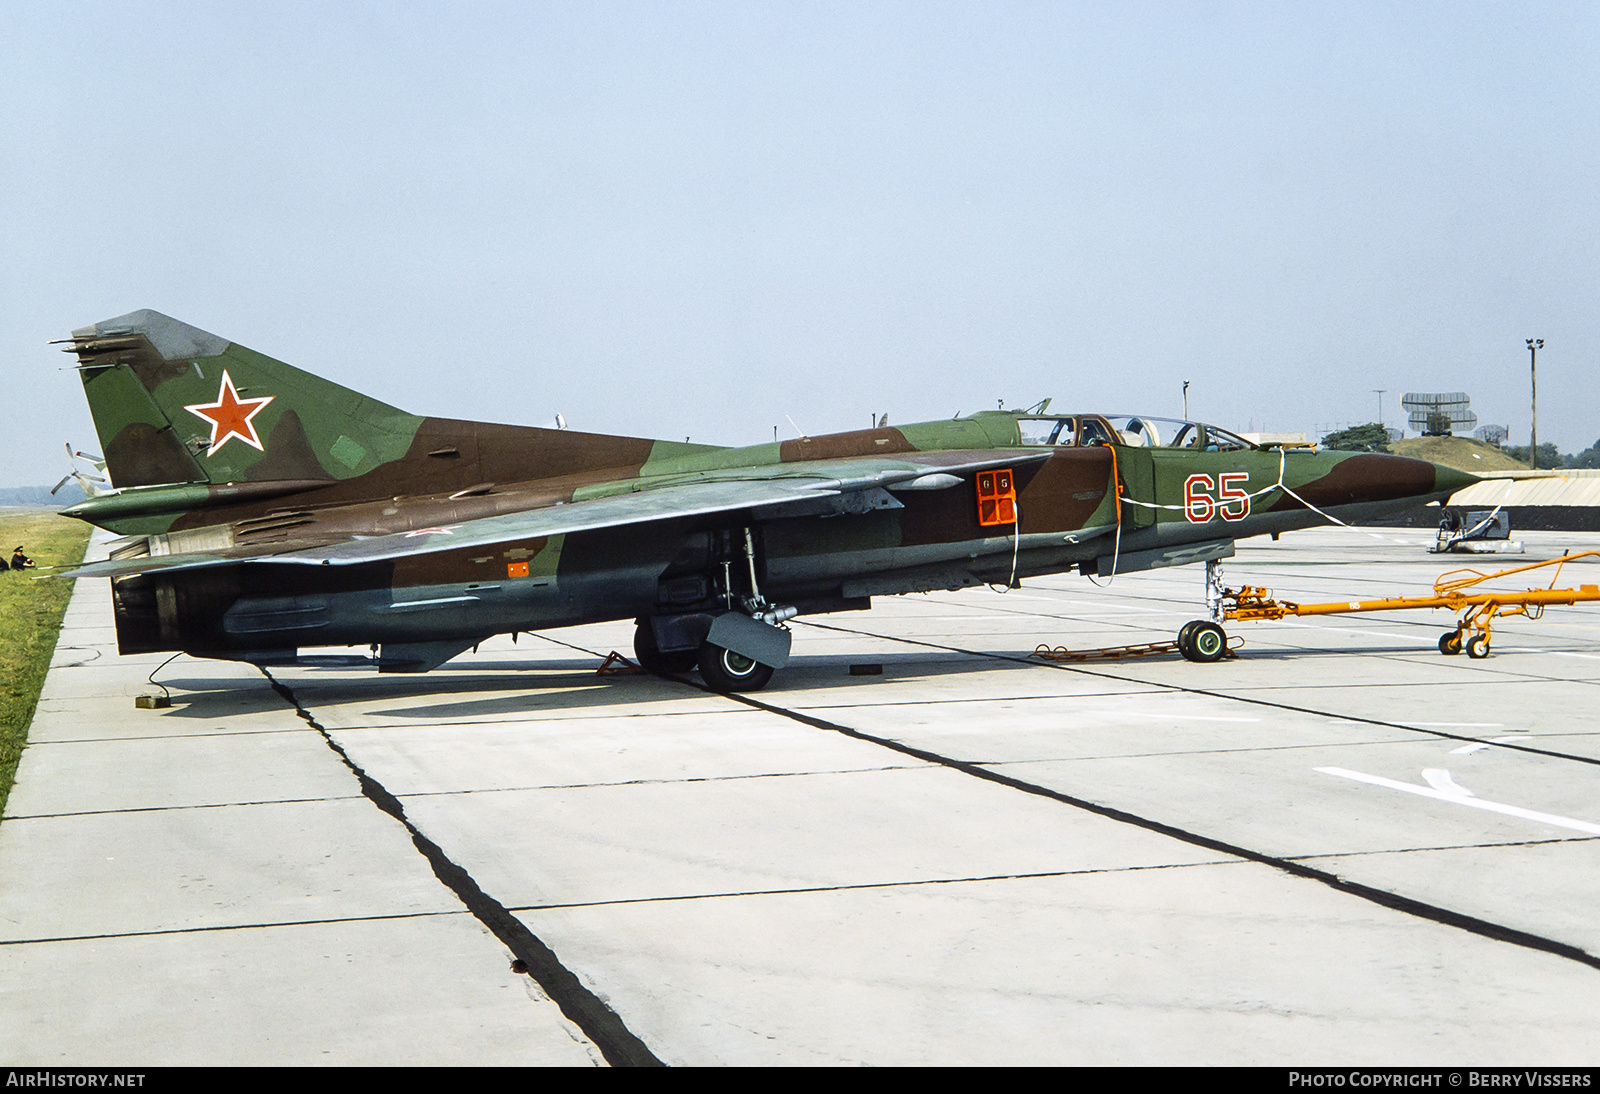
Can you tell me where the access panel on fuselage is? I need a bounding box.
[1113,446,1156,529]
[1012,448,1117,535]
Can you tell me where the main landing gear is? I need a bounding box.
[697,643,776,692]
[633,621,699,675]
[632,621,778,693]
[634,526,789,693]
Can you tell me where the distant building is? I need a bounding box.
[1239,432,1310,447]
[1447,469,1600,531]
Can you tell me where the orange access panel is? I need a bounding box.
[976,468,1017,526]
[507,561,530,578]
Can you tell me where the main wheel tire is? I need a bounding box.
[1439,631,1463,655]
[634,621,698,675]
[1188,621,1229,663]
[698,642,775,693]
[1466,633,1490,659]
[1177,620,1204,660]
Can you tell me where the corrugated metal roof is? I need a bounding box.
[1451,469,1600,507]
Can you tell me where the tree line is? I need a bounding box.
[1318,423,1600,468]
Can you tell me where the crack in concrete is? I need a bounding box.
[4,764,926,820]
[327,706,754,731]
[0,907,468,947]
[399,764,924,797]
[23,728,308,745]
[541,626,1600,972]
[718,688,1600,975]
[511,858,1239,912]
[800,620,1600,768]
[1288,834,1600,860]
[260,668,663,1068]
[4,794,364,820]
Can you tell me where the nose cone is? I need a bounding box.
[1280,451,1480,514]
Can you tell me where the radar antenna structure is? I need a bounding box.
[1402,392,1477,437]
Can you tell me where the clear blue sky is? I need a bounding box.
[4,1,1597,487]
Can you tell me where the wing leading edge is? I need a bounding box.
[57,449,1052,580]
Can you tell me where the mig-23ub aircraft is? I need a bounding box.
[51,310,1476,690]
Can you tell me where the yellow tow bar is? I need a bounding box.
[1222,551,1600,658]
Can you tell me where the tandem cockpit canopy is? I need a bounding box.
[1016,414,1258,452]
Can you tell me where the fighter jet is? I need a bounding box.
[52,310,1476,690]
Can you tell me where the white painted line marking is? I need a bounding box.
[1263,623,1436,643]
[1078,710,1260,723]
[1316,766,1600,836]
[1407,722,1505,728]
[1449,735,1532,756]
[1421,768,1474,796]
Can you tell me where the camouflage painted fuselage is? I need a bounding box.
[60,311,1474,670]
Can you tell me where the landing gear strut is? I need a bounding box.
[1177,559,1233,663]
[635,526,789,692]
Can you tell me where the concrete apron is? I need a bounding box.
[0,560,604,1066]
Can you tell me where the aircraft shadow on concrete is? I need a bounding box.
[137,677,317,719]
[228,650,1039,722]
[146,642,1463,724]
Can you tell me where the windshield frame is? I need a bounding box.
[1014,414,1260,452]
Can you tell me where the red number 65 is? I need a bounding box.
[1184,473,1251,523]
[1184,475,1214,523]
[1218,472,1250,521]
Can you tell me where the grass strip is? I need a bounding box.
[0,509,91,819]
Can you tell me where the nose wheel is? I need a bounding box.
[1177,558,1235,663]
[1177,620,1229,663]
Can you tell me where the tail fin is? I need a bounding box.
[66,311,423,488]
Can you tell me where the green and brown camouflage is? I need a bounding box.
[54,311,1477,689]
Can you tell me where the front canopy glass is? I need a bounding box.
[1016,415,1257,452]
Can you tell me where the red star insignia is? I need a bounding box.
[184,370,274,456]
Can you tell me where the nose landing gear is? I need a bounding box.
[1177,620,1230,662]
[1176,559,1236,662]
